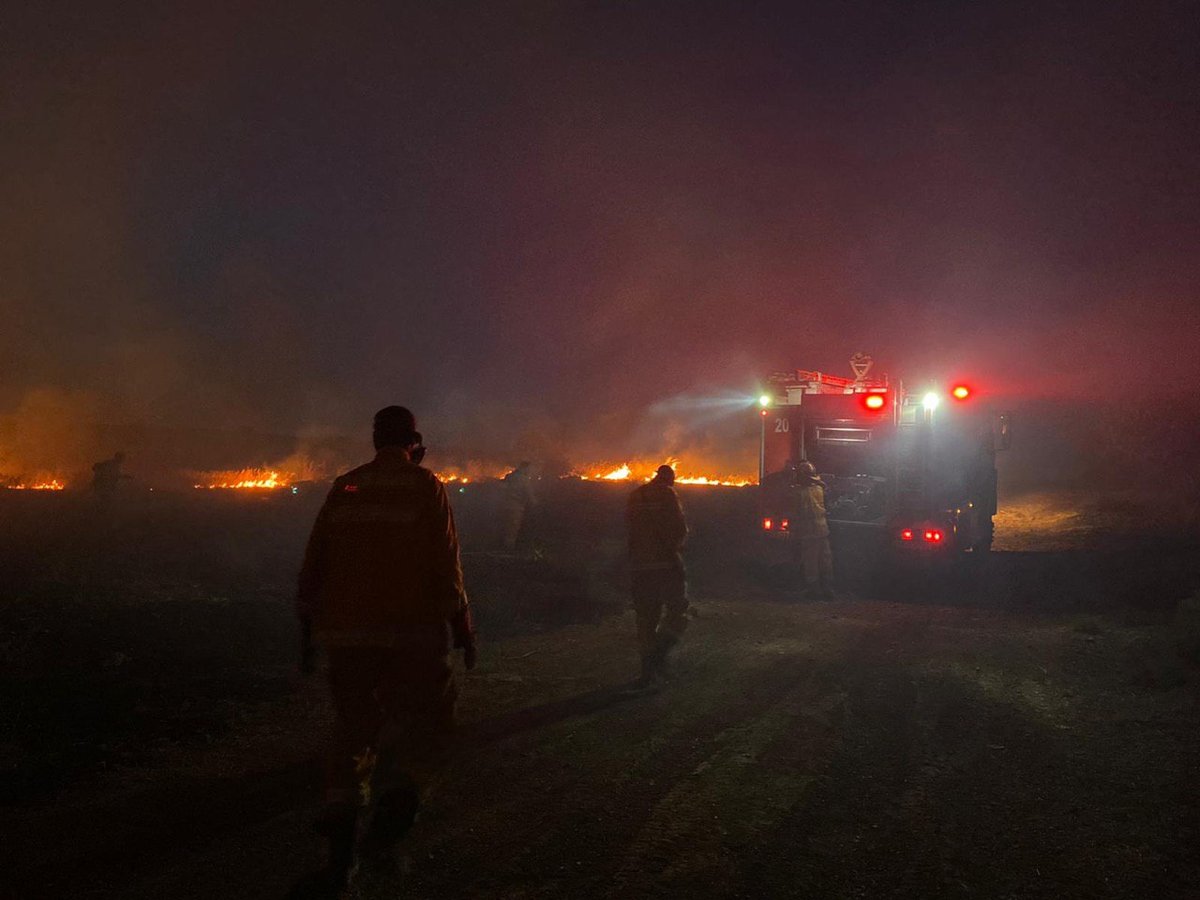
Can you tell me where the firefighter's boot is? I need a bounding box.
[362,783,421,856]
[652,632,678,682]
[314,804,360,897]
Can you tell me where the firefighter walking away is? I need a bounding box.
[295,405,477,897]
[627,464,689,687]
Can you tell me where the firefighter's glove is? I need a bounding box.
[299,618,317,676]
[451,606,478,671]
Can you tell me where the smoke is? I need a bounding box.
[0,389,126,485]
[2,2,1197,491]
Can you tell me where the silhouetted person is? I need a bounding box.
[91,452,128,507]
[792,460,834,599]
[296,405,476,895]
[761,458,798,500]
[627,464,688,686]
[499,460,535,551]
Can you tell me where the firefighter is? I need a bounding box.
[792,460,835,599]
[296,406,476,895]
[91,452,128,506]
[499,460,535,551]
[627,464,688,686]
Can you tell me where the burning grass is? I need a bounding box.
[2,474,66,490]
[190,457,324,491]
[2,480,64,494]
[434,462,513,485]
[181,456,754,492]
[571,459,754,486]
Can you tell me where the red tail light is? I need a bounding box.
[923,529,944,543]
[863,393,886,411]
[951,385,971,401]
[780,518,790,532]
[900,528,914,541]
[762,518,773,530]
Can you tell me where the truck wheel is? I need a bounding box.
[972,519,994,553]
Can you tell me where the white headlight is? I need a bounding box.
[922,392,940,411]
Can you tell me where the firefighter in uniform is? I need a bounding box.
[499,460,535,551]
[627,464,688,685]
[91,452,128,508]
[793,460,834,599]
[297,406,476,894]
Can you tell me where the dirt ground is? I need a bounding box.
[1,483,1198,899]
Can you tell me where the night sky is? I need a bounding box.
[3,1,1198,474]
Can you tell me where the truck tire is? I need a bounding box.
[972,518,994,553]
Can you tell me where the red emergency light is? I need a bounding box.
[951,385,971,401]
[863,393,886,411]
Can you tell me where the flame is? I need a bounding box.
[572,460,753,486]
[434,462,512,484]
[192,467,298,489]
[4,478,65,491]
[675,474,754,486]
[186,456,752,491]
[195,470,283,489]
[191,454,326,490]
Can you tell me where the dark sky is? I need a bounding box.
[3,0,1198,469]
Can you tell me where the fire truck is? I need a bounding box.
[757,354,1010,557]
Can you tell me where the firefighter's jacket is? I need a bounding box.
[791,479,830,540]
[501,468,535,510]
[297,447,468,647]
[626,480,687,573]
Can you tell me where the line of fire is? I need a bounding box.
[1,463,755,493]
[3,354,1014,574]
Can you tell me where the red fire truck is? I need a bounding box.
[757,354,1010,556]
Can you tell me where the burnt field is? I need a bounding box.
[2,481,1199,898]
[0,480,763,803]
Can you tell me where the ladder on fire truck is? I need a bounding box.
[767,353,889,396]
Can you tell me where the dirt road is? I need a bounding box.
[8,580,1197,899]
